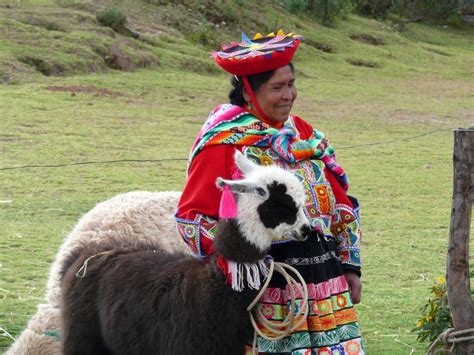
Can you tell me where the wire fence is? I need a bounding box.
[0,127,455,172]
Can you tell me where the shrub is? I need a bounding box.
[350,0,461,22]
[350,0,392,18]
[413,276,453,351]
[391,0,459,22]
[96,7,127,32]
[185,25,219,48]
[281,0,350,26]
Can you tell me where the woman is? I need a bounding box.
[176,31,364,354]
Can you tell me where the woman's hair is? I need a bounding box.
[228,63,294,106]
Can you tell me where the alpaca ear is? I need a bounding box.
[216,177,268,199]
[234,150,260,176]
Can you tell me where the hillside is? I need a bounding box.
[1,0,473,84]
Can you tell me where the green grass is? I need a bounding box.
[1,0,474,353]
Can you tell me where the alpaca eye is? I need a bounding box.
[255,187,267,197]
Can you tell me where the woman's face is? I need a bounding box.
[248,65,297,123]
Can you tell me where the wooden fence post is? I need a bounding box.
[447,128,474,354]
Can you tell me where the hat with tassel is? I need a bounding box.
[212,30,302,77]
[212,30,303,122]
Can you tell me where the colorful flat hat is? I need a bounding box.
[212,30,302,76]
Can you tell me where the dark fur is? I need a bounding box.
[60,219,265,355]
[59,241,159,281]
[59,250,81,281]
[215,219,266,263]
[258,182,298,228]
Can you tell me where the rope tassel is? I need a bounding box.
[227,259,270,292]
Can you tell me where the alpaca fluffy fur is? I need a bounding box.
[7,152,309,354]
[59,152,309,354]
[7,191,183,355]
[60,225,261,355]
[218,153,307,253]
[233,167,307,252]
[5,304,62,355]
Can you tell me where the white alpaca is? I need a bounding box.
[46,190,187,308]
[7,190,184,354]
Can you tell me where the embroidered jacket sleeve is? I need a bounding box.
[326,171,362,275]
[176,144,237,257]
[293,116,362,275]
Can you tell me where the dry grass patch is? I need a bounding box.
[45,85,124,97]
[349,33,385,46]
[345,59,381,68]
[303,38,336,53]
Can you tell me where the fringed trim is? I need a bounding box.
[217,255,271,292]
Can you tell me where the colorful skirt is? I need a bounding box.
[248,233,364,354]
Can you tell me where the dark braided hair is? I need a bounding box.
[228,63,294,106]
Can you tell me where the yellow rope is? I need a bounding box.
[247,260,309,354]
[75,251,114,278]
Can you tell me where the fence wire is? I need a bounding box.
[0,127,455,172]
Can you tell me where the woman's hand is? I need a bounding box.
[344,271,362,304]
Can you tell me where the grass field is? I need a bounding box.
[1,1,474,353]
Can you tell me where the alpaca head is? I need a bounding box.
[217,151,310,253]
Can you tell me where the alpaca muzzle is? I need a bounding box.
[290,224,311,241]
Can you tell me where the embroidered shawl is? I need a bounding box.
[189,104,349,191]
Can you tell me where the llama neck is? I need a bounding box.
[214,219,268,263]
[215,254,271,292]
